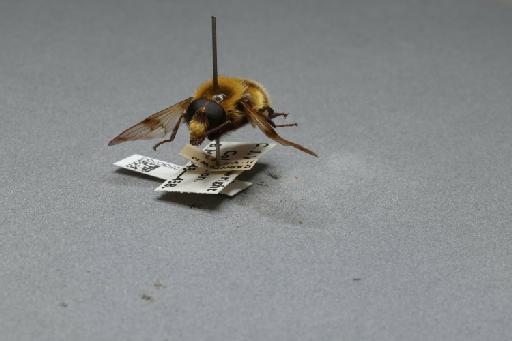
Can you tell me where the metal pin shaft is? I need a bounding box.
[211,16,218,91]
[215,138,221,166]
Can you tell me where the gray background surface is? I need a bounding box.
[1,0,512,340]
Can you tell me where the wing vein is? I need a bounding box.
[108,97,193,146]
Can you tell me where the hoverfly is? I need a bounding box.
[108,17,317,159]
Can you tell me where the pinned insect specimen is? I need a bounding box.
[108,17,317,161]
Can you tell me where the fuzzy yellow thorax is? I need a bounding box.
[194,76,247,110]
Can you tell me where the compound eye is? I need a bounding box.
[185,98,226,128]
[204,101,226,128]
[185,98,208,122]
[212,94,226,103]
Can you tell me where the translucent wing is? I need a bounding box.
[241,102,318,157]
[108,97,193,146]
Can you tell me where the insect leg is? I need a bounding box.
[260,106,289,119]
[205,120,232,137]
[265,117,297,128]
[266,117,277,127]
[270,112,289,119]
[152,115,184,151]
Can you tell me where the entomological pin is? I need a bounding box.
[108,17,317,162]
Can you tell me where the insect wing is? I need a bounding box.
[241,102,318,157]
[108,97,193,146]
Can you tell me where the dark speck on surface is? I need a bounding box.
[352,278,362,281]
[265,170,280,179]
[59,302,68,308]
[153,280,165,289]
[141,294,153,302]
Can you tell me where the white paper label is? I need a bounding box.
[201,142,275,162]
[114,154,249,196]
[155,164,238,194]
[180,144,257,171]
[156,142,274,194]
[221,180,253,196]
[114,154,182,179]
[113,142,274,196]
